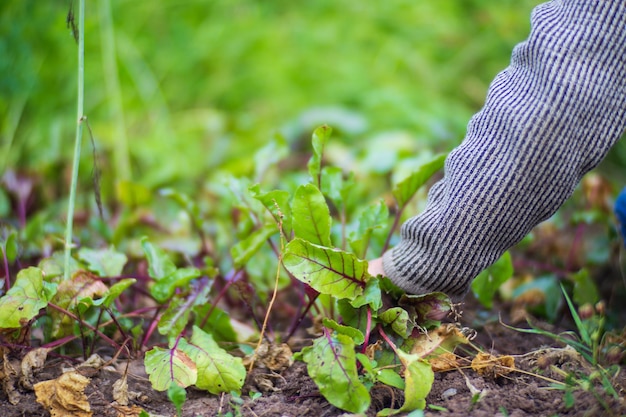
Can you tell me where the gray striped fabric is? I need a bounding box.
[382,0,626,300]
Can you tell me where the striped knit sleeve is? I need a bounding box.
[382,0,626,300]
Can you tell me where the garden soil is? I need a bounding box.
[2,297,625,417]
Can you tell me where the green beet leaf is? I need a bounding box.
[350,276,382,310]
[322,318,365,345]
[320,166,355,213]
[77,278,136,311]
[291,184,332,247]
[231,223,277,268]
[283,238,367,300]
[158,295,191,337]
[307,125,332,188]
[250,185,293,235]
[337,299,369,335]
[167,383,187,417]
[471,251,513,309]
[3,231,18,263]
[150,267,201,303]
[77,246,128,277]
[392,154,446,208]
[193,304,238,343]
[141,238,177,280]
[144,341,198,391]
[0,267,55,329]
[349,200,389,259]
[180,326,246,395]
[379,351,434,415]
[301,331,370,414]
[379,307,411,339]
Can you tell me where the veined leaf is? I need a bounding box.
[307,125,333,188]
[350,276,382,310]
[301,331,370,413]
[180,326,246,395]
[322,317,365,345]
[283,238,367,300]
[392,154,446,208]
[231,223,277,268]
[0,267,54,329]
[471,251,513,309]
[144,341,197,391]
[158,295,191,337]
[291,184,332,246]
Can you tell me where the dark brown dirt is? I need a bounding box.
[2,297,625,417]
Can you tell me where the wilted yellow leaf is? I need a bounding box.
[429,352,460,372]
[471,352,515,378]
[34,371,92,417]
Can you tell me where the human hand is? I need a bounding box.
[367,257,385,277]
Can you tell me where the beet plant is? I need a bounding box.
[0,125,472,415]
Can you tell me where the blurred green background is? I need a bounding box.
[2,0,625,202]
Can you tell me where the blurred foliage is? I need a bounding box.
[2,0,555,195]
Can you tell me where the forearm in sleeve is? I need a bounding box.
[383,0,626,300]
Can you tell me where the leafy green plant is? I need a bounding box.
[0,124,469,414]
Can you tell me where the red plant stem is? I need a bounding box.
[42,334,79,350]
[285,292,319,343]
[141,307,162,349]
[361,307,373,354]
[47,302,120,350]
[377,325,400,356]
[199,269,243,329]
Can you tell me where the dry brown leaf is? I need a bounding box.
[410,324,470,358]
[112,404,145,417]
[1,346,20,405]
[112,375,129,406]
[471,352,515,378]
[34,371,92,417]
[246,342,293,371]
[20,347,50,389]
[429,352,460,372]
[365,340,383,360]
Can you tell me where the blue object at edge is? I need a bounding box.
[615,186,626,245]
